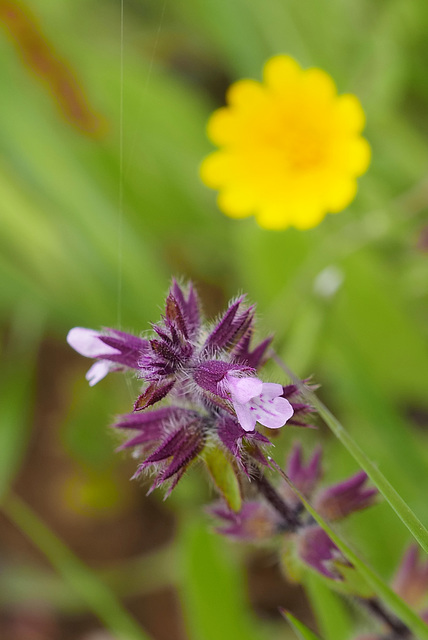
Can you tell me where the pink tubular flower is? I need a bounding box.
[224,373,294,432]
[67,327,148,386]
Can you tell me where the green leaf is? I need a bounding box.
[270,460,428,640]
[273,355,428,557]
[0,304,44,502]
[203,447,242,512]
[304,573,352,640]
[178,518,265,640]
[2,494,152,640]
[281,610,322,640]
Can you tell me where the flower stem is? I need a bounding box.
[361,597,413,639]
[249,463,301,530]
[272,351,428,556]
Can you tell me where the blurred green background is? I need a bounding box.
[1,1,428,639]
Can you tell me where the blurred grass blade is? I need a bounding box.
[304,573,352,640]
[280,609,322,640]
[0,303,44,502]
[270,460,428,640]
[2,494,152,640]
[178,517,266,640]
[273,353,428,555]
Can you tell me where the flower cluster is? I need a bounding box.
[355,545,428,640]
[201,55,370,230]
[210,443,377,581]
[67,281,312,495]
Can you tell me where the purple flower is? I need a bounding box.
[315,471,378,521]
[354,546,428,639]
[68,280,308,493]
[280,444,377,522]
[281,382,317,428]
[392,545,428,609]
[284,442,322,505]
[208,501,280,540]
[114,406,206,494]
[211,443,377,583]
[297,526,347,580]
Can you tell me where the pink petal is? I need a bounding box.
[227,375,263,403]
[85,361,111,386]
[67,327,120,358]
[256,397,294,429]
[233,400,257,432]
[260,382,284,399]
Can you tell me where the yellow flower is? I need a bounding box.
[200,56,370,230]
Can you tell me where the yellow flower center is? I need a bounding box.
[287,127,326,172]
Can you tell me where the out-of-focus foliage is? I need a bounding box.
[1,0,428,638]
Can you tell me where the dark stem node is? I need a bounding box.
[249,464,301,531]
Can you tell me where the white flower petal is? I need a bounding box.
[67,327,120,358]
[233,400,257,432]
[227,375,263,403]
[259,382,284,399]
[85,361,111,386]
[255,396,294,429]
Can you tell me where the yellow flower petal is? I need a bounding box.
[291,205,326,230]
[256,205,294,230]
[299,68,337,104]
[217,188,256,218]
[263,56,301,93]
[200,152,231,188]
[347,137,371,175]
[326,179,357,213]
[335,94,366,133]
[226,79,266,108]
[207,108,238,146]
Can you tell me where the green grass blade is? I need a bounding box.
[178,517,266,640]
[273,354,428,555]
[280,609,322,640]
[2,494,152,640]
[270,460,428,640]
[304,573,352,640]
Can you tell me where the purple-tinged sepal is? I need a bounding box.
[281,443,323,507]
[169,279,201,339]
[315,471,378,521]
[165,280,201,340]
[134,380,175,411]
[392,545,428,608]
[113,405,205,493]
[217,416,271,470]
[194,360,253,397]
[133,419,206,492]
[297,526,346,580]
[233,334,273,369]
[114,407,194,450]
[208,501,280,540]
[281,383,317,428]
[203,296,254,353]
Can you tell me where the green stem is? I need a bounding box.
[362,597,413,639]
[272,353,428,556]
[269,459,428,640]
